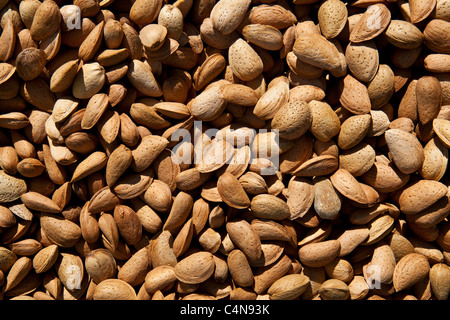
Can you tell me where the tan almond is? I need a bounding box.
[384,20,424,49]
[349,4,391,43]
[416,76,442,125]
[298,240,341,268]
[384,129,425,174]
[250,194,290,220]
[113,168,153,200]
[144,265,177,294]
[398,180,448,215]
[330,169,368,204]
[430,263,450,300]
[393,253,430,292]
[318,0,348,39]
[345,40,379,83]
[85,249,117,284]
[339,74,371,115]
[228,38,263,81]
[210,0,251,35]
[93,279,136,300]
[424,19,450,54]
[40,212,82,248]
[419,137,448,181]
[226,218,262,265]
[71,152,107,183]
[72,62,106,100]
[30,0,61,41]
[217,172,250,209]
[242,24,284,51]
[131,135,169,172]
[268,273,310,300]
[174,251,215,284]
[32,244,58,274]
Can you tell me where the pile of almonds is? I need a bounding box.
[0,0,450,301]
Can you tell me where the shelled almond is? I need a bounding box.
[0,0,449,302]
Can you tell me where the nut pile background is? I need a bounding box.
[0,0,450,301]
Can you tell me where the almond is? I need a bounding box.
[127,60,162,97]
[416,76,442,125]
[430,263,450,300]
[384,129,425,174]
[337,114,372,150]
[15,48,47,81]
[250,194,290,220]
[217,172,250,209]
[345,40,379,83]
[298,240,341,268]
[72,62,105,100]
[227,249,254,287]
[349,4,391,43]
[242,24,284,51]
[384,20,424,50]
[228,38,263,81]
[40,212,82,248]
[293,33,341,74]
[131,135,169,172]
[339,74,371,115]
[433,118,450,147]
[419,137,448,181]
[318,0,348,39]
[210,0,251,35]
[29,0,61,41]
[398,180,448,214]
[313,176,342,220]
[308,100,341,142]
[410,0,437,23]
[174,251,215,284]
[423,19,450,54]
[268,273,310,300]
[71,151,108,183]
[330,169,368,204]
[292,155,339,177]
[93,279,137,300]
[271,99,312,141]
[367,64,395,109]
[32,244,58,274]
[249,5,297,29]
[85,249,117,284]
[144,265,177,294]
[226,218,262,264]
[393,253,430,292]
[286,176,314,220]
